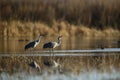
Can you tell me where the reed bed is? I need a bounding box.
[0,21,120,38]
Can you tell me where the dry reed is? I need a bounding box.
[0,21,120,38]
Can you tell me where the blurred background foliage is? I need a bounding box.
[0,0,120,29]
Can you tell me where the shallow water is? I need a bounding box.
[0,36,119,52]
[0,37,120,80]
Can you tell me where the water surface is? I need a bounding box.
[0,36,120,80]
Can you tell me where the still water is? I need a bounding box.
[0,36,119,52]
[0,36,120,80]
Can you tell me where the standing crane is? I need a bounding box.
[24,34,43,51]
[43,36,62,59]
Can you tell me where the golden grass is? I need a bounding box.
[0,55,120,74]
[0,21,120,38]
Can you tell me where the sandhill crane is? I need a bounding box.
[24,34,43,51]
[43,36,62,59]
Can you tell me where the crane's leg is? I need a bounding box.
[50,49,52,61]
[32,48,36,60]
[52,48,54,60]
[30,48,34,62]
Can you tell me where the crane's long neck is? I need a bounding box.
[38,36,42,43]
[57,38,61,46]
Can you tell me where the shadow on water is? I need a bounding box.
[0,37,120,80]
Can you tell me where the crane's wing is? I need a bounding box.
[43,42,57,48]
[24,41,36,50]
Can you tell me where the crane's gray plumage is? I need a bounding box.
[24,34,43,50]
